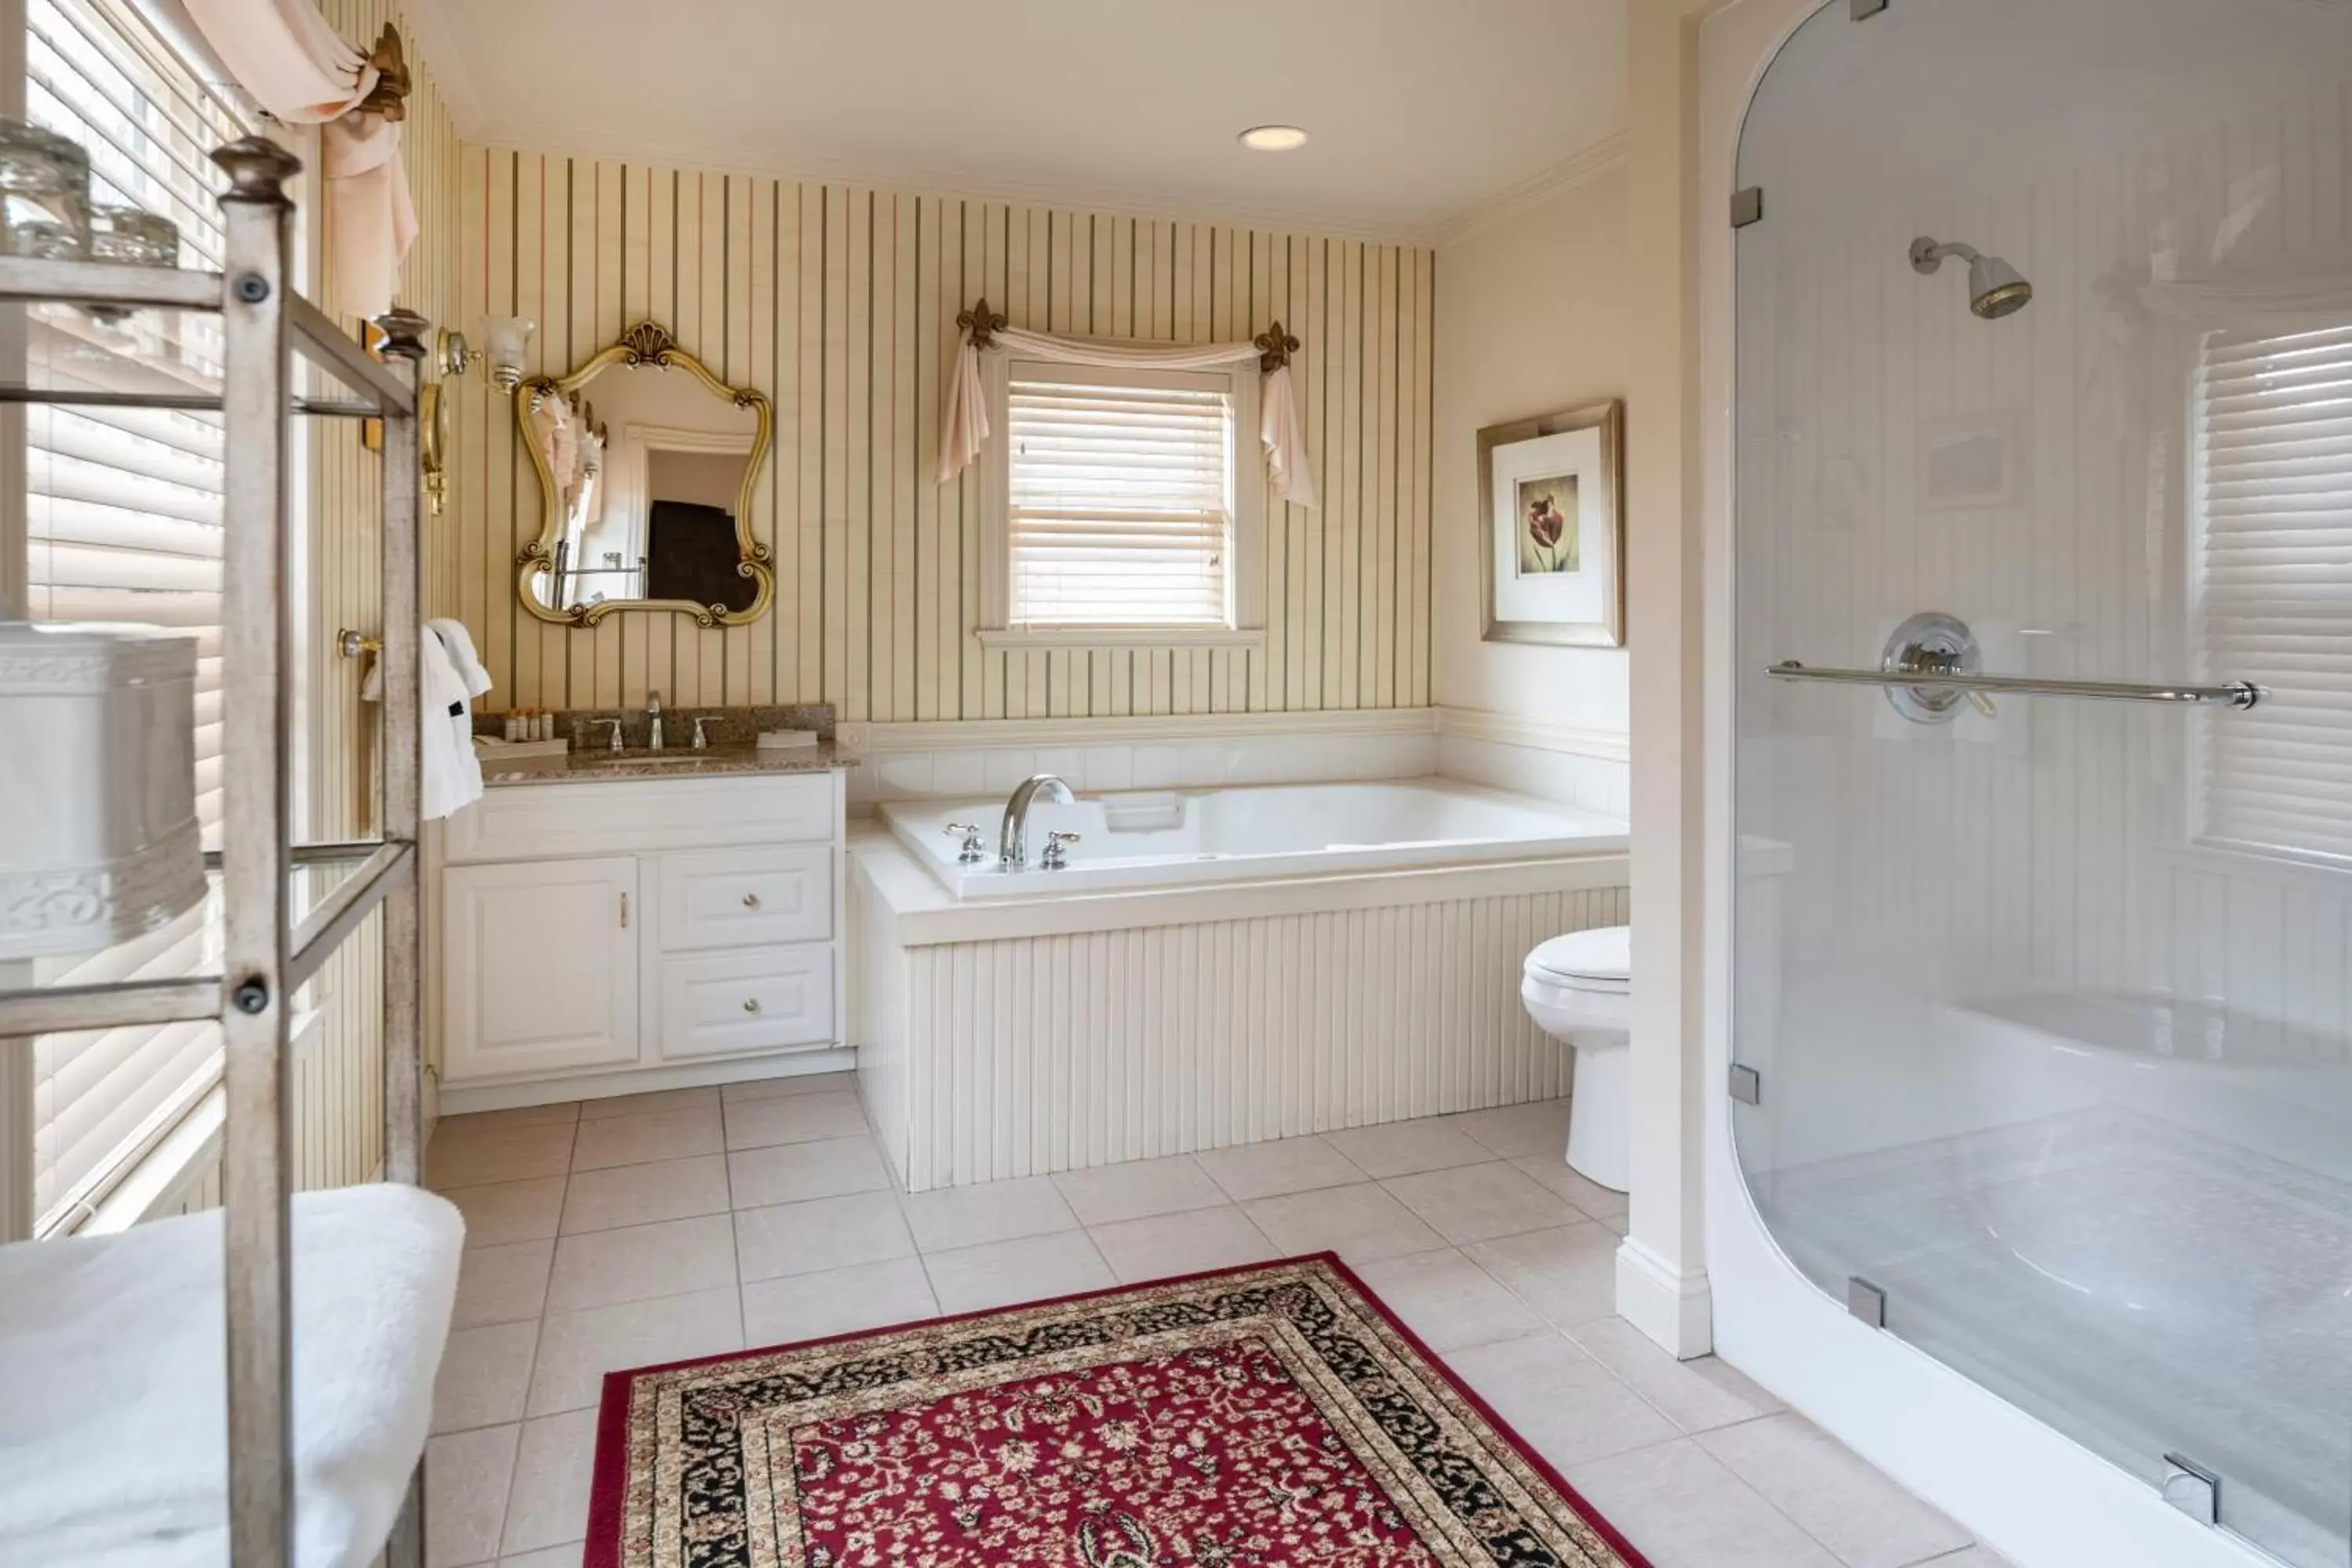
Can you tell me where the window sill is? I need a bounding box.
[977,626,1268,652]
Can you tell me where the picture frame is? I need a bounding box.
[1478,399,1625,648]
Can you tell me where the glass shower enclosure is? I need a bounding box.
[1729,2,2352,1564]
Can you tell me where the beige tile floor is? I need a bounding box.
[423,1074,2005,1568]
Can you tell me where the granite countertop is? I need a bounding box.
[480,741,857,787]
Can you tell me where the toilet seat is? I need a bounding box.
[1524,925,1630,994]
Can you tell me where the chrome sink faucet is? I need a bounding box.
[646,689,663,752]
[998,774,1075,870]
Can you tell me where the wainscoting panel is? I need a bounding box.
[862,880,1627,1191]
[453,152,1437,720]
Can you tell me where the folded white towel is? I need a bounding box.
[426,618,494,701]
[419,625,485,821]
[0,1184,464,1568]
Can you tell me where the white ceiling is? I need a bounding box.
[405,0,1627,241]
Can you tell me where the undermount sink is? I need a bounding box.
[590,748,738,767]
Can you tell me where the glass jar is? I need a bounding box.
[87,204,178,267]
[0,118,91,260]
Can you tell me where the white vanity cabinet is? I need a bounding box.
[438,768,849,1109]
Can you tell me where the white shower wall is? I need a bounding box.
[1737,71,2352,1050]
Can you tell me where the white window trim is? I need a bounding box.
[976,354,1266,652]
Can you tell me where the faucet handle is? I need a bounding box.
[594,717,626,753]
[691,716,711,750]
[944,822,985,863]
[1041,830,1081,870]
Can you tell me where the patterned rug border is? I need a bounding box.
[582,1249,1657,1568]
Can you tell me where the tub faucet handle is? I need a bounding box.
[944,822,986,863]
[1041,830,1081,871]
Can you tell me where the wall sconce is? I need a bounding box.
[478,314,536,390]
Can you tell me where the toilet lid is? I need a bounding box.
[1526,925,1631,990]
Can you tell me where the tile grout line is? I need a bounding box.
[437,1094,1986,1568]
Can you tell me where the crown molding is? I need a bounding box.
[1436,706,1629,763]
[1432,133,1628,252]
[463,126,1445,249]
[396,0,488,138]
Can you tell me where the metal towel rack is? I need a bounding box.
[1768,662,2265,710]
[1771,612,2266,725]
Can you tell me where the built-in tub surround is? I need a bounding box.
[851,780,1629,1191]
[884,781,1624,897]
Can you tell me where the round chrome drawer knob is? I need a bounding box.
[742,893,760,909]
[742,997,762,1014]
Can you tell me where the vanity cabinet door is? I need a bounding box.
[443,857,641,1083]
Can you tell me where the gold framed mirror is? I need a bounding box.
[514,321,775,627]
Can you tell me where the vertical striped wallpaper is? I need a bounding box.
[449,151,1437,720]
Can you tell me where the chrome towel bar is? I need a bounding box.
[1768,662,2266,710]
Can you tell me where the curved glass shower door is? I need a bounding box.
[1730,3,2352,1563]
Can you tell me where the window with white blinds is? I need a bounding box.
[1006,366,1236,627]
[2193,322,2352,866]
[21,0,254,1231]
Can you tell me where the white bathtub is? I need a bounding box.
[852,777,1632,1190]
[880,779,1628,898]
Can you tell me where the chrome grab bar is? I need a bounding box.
[1768,662,2265,710]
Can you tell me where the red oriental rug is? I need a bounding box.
[585,1253,1652,1567]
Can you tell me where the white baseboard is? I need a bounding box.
[437,1047,855,1116]
[1616,1236,1715,1358]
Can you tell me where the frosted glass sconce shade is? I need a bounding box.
[481,314,536,390]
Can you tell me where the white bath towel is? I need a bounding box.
[362,622,492,820]
[426,618,494,702]
[420,623,485,820]
[0,1183,465,1568]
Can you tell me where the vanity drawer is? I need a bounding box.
[654,946,835,1060]
[655,845,833,951]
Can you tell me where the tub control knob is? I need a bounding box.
[1041,830,1081,871]
[945,822,986,863]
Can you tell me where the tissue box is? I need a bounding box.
[0,622,206,959]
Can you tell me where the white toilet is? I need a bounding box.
[1519,924,1632,1192]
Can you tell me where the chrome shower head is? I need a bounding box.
[1911,236,2033,319]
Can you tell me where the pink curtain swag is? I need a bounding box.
[180,0,418,318]
[938,315,1319,510]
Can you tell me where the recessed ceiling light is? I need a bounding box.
[1238,125,1309,153]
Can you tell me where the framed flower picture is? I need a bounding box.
[1478,400,1624,648]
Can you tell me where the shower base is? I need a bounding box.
[1753,1105,2352,1567]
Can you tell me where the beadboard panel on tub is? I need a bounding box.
[453,149,1436,720]
[857,873,1628,1191]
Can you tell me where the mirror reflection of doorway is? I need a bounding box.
[638,442,757,611]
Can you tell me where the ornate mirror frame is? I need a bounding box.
[514,321,775,627]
